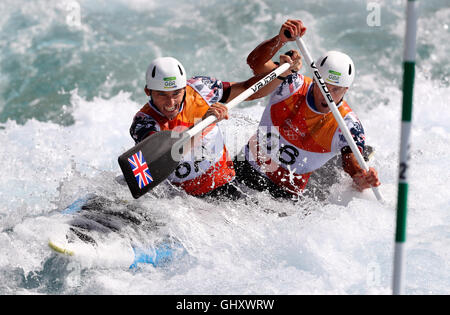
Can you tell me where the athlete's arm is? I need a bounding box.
[211,20,305,106]
[202,103,229,122]
[342,151,380,191]
[247,19,306,75]
[201,50,301,121]
[223,52,303,102]
[129,112,160,144]
[201,71,281,121]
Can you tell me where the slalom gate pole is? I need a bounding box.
[393,0,418,295]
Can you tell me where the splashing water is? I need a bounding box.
[0,0,449,294]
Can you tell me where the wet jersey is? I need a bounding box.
[130,76,234,196]
[244,73,366,195]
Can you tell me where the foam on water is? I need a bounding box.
[0,0,449,294]
[1,75,449,294]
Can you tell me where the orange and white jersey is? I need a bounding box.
[130,76,234,196]
[244,74,366,195]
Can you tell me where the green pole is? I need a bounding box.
[393,0,418,295]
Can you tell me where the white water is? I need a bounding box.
[0,0,449,294]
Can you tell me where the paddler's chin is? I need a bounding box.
[163,104,180,120]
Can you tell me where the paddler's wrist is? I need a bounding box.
[278,66,293,79]
[278,34,289,46]
[277,70,293,81]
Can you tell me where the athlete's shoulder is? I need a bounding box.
[130,104,161,144]
[340,100,353,112]
[187,76,224,106]
[336,105,366,151]
[136,103,152,116]
[270,72,308,104]
[303,75,313,85]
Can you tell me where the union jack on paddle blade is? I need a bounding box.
[128,151,153,189]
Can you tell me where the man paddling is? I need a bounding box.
[234,19,381,199]
[129,57,296,200]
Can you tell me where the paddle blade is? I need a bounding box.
[118,131,188,199]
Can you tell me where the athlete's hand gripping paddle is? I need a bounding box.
[285,30,384,203]
[118,63,291,199]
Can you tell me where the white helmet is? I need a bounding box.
[145,57,187,92]
[316,51,355,87]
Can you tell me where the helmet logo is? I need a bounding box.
[327,70,341,85]
[163,77,177,89]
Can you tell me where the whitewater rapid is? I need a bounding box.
[0,0,449,294]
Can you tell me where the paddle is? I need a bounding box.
[284,30,384,203]
[118,63,291,199]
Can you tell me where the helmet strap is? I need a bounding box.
[180,90,186,111]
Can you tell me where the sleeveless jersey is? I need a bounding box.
[244,73,366,195]
[130,76,235,196]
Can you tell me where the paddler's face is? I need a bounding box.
[147,87,186,120]
[313,83,348,113]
